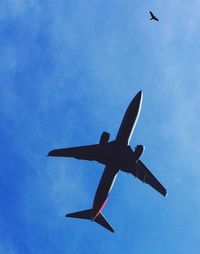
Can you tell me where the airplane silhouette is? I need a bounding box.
[48,91,167,233]
[149,11,159,21]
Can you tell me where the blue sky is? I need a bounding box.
[1,0,200,253]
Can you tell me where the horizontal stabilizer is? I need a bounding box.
[66,209,114,233]
[66,209,92,220]
[94,213,114,233]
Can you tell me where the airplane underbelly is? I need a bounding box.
[97,143,133,168]
[92,166,118,218]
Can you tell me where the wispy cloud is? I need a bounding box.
[1,0,200,253]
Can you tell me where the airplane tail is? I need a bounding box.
[66,209,114,233]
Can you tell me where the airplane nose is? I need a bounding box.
[137,90,143,99]
[134,90,143,104]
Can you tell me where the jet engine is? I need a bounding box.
[134,145,145,162]
[99,132,110,144]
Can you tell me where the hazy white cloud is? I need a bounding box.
[1,0,200,253]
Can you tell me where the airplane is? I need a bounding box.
[48,91,167,233]
[149,11,159,21]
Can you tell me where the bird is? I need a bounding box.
[149,11,159,21]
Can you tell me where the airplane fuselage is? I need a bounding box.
[94,142,134,168]
[48,90,167,232]
[92,91,143,219]
[92,166,118,219]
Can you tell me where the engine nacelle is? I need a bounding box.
[99,131,110,144]
[134,145,145,162]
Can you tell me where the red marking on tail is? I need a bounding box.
[96,197,109,218]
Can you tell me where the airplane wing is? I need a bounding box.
[48,144,101,161]
[131,160,167,197]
